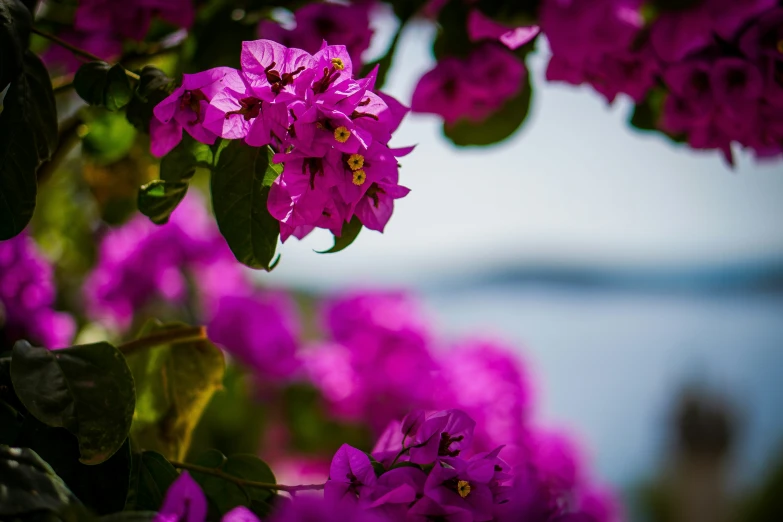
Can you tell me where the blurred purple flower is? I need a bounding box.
[208,292,301,381]
[75,0,194,42]
[258,2,374,67]
[84,192,249,332]
[154,471,208,522]
[0,232,75,350]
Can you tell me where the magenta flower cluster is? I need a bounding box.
[411,7,540,125]
[541,0,783,162]
[84,191,302,381]
[0,232,75,350]
[151,39,413,238]
[44,0,194,74]
[154,409,598,522]
[304,291,622,522]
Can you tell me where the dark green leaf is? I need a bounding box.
[0,0,31,91]
[9,340,135,465]
[443,73,532,147]
[190,450,276,517]
[160,134,213,182]
[0,399,21,445]
[15,417,131,515]
[138,180,189,225]
[0,51,58,240]
[126,320,225,462]
[125,451,178,511]
[126,66,173,134]
[74,62,133,111]
[100,513,157,522]
[317,216,362,254]
[0,446,78,517]
[186,7,257,72]
[211,141,281,270]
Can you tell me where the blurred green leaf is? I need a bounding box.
[125,451,178,512]
[15,417,131,515]
[126,320,225,462]
[100,513,157,522]
[317,216,362,254]
[186,6,257,72]
[82,110,138,165]
[10,340,135,465]
[74,62,133,111]
[443,73,532,147]
[0,446,79,517]
[0,50,58,240]
[211,141,281,270]
[138,180,189,225]
[190,450,276,517]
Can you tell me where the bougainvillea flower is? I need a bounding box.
[241,40,316,102]
[208,293,301,381]
[467,9,540,50]
[365,467,427,518]
[258,2,373,67]
[151,68,247,156]
[154,472,208,522]
[407,410,476,465]
[421,459,498,521]
[0,232,75,350]
[324,444,378,508]
[75,0,194,42]
[353,179,411,232]
[411,44,524,124]
[710,58,765,113]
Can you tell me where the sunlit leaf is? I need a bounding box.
[126,320,225,462]
[138,180,189,225]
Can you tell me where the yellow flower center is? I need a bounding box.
[352,170,367,186]
[347,154,365,171]
[334,126,350,143]
[457,480,471,499]
[777,39,783,55]
[331,57,345,70]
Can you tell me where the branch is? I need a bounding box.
[118,326,207,355]
[31,27,140,81]
[170,461,326,493]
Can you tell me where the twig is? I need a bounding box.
[118,326,207,355]
[170,461,326,493]
[31,27,141,81]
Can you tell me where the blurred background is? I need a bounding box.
[263,17,783,522]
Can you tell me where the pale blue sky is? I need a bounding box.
[269,18,783,289]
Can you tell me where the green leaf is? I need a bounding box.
[74,62,133,111]
[138,180,189,225]
[0,445,78,517]
[0,50,58,240]
[9,340,135,465]
[211,141,281,270]
[160,134,213,183]
[443,73,532,147]
[126,320,225,462]
[190,450,276,517]
[100,513,157,522]
[126,66,173,134]
[81,109,137,165]
[317,216,362,254]
[0,399,21,445]
[125,451,178,511]
[15,416,132,515]
[0,0,31,91]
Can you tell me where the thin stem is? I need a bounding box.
[170,461,325,492]
[31,27,140,81]
[389,445,409,468]
[118,326,207,355]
